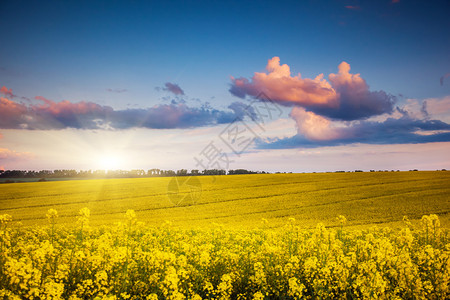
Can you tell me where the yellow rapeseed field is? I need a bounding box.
[0,172,449,298]
[0,209,448,299]
[1,172,449,229]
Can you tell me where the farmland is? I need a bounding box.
[0,171,449,229]
[1,171,449,299]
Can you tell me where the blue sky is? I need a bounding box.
[1,0,449,172]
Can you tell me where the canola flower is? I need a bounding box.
[0,210,449,299]
[46,209,59,223]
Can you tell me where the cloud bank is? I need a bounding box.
[230,57,450,148]
[0,90,251,130]
[257,98,450,149]
[230,57,395,121]
[258,111,450,149]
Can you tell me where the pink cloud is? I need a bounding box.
[290,107,349,141]
[29,96,114,129]
[230,57,395,120]
[0,94,248,130]
[423,96,450,122]
[0,95,113,129]
[0,86,15,98]
[0,97,28,128]
[426,96,450,114]
[0,148,34,161]
[34,96,110,116]
[230,57,338,108]
[328,62,366,92]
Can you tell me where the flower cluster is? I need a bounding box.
[0,210,448,299]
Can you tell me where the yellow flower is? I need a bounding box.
[0,214,12,225]
[79,207,90,218]
[146,294,158,300]
[337,215,347,225]
[252,291,265,300]
[1,210,448,299]
[402,215,412,227]
[288,277,305,299]
[46,209,58,221]
[77,207,91,226]
[125,209,136,222]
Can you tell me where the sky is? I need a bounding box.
[0,0,449,172]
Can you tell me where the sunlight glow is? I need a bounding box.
[98,155,122,170]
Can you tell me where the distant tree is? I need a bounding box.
[177,169,188,176]
[203,169,226,175]
[148,169,160,176]
[162,170,176,176]
[38,170,52,177]
[228,169,257,175]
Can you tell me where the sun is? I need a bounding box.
[98,155,122,170]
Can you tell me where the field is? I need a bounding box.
[0,171,449,229]
[1,171,449,299]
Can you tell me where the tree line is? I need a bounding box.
[0,168,268,179]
